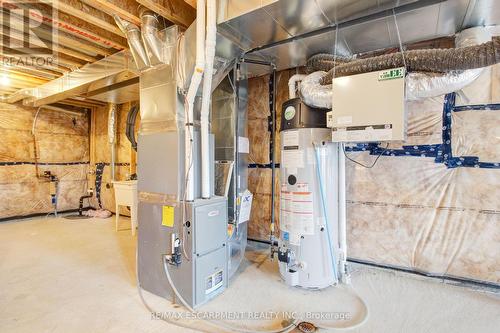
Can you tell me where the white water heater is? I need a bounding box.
[278,98,341,289]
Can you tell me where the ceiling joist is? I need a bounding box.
[43,0,125,37]
[3,12,115,57]
[136,0,195,28]
[0,25,100,63]
[0,0,199,99]
[81,0,141,26]
[2,2,126,51]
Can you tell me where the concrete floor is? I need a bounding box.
[0,216,499,333]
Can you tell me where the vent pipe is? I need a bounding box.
[200,0,217,199]
[185,0,206,201]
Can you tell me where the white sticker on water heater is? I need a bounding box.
[283,130,299,147]
[291,191,314,236]
[280,186,314,240]
[282,150,304,169]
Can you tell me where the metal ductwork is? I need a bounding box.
[7,9,170,106]
[115,9,172,70]
[7,50,139,106]
[141,10,164,66]
[115,15,151,70]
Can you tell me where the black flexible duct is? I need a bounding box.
[319,37,500,84]
[125,104,139,151]
[305,53,352,74]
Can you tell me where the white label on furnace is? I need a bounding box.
[282,150,304,169]
[283,130,299,147]
[238,190,253,224]
[205,269,223,295]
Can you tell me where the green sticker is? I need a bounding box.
[378,68,404,81]
[284,106,296,120]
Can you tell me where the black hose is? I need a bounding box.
[126,104,139,151]
[78,194,93,215]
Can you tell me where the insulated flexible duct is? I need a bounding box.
[406,26,491,100]
[305,53,352,74]
[288,74,307,99]
[301,27,495,107]
[299,71,332,108]
[320,36,500,84]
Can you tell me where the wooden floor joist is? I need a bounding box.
[0,70,48,85]
[0,26,100,63]
[136,0,196,28]
[184,0,196,8]
[3,2,127,50]
[0,66,61,80]
[81,0,141,26]
[5,13,116,57]
[43,0,125,37]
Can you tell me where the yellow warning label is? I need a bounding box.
[162,206,175,227]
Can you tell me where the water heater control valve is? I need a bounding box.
[278,247,292,264]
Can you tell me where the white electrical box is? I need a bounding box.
[328,67,406,142]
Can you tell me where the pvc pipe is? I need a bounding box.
[338,143,347,282]
[185,0,205,201]
[200,0,217,199]
[288,74,306,98]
